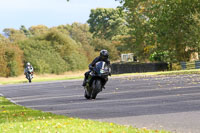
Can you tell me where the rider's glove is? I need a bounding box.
[89,66,94,71]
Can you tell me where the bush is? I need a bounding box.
[0,43,8,77]
[171,63,182,70]
[19,39,68,74]
[19,30,89,74]
[41,30,88,71]
[63,52,88,71]
[0,42,24,77]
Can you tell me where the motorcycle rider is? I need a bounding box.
[82,49,111,88]
[24,62,34,78]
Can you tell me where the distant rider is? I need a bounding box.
[82,49,111,88]
[24,62,34,78]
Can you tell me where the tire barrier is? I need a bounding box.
[180,61,200,70]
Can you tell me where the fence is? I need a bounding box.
[111,62,168,74]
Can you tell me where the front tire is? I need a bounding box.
[91,79,102,99]
[84,90,90,99]
[28,74,32,83]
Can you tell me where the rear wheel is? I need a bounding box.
[91,80,102,99]
[84,90,90,99]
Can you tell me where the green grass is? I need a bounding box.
[114,69,200,77]
[0,76,83,85]
[0,97,170,133]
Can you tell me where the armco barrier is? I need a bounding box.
[111,62,168,74]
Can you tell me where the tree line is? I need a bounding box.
[0,23,120,77]
[1,0,200,77]
[0,8,125,77]
[0,8,130,77]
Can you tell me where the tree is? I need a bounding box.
[20,25,31,37]
[19,39,68,74]
[91,38,119,60]
[64,23,97,62]
[3,28,27,42]
[149,0,200,62]
[117,0,200,62]
[87,8,128,40]
[29,25,49,35]
[0,41,24,77]
[0,34,9,43]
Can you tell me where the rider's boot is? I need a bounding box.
[102,80,107,89]
[82,77,87,86]
[102,83,106,89]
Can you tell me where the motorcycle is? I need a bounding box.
[25,68,34,83]
[84,61,111,99]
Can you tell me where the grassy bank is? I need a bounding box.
[0,71,85,85]
[114,69,200,77]
[0,97,169,133]
[1,69,200,85]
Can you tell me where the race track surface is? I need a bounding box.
[1,74,200,133]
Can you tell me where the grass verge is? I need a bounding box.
[0,97,169,133]
[113,69,200,77]
[0,71,85,85]
[1,69,200,85]
[0,76,83,85]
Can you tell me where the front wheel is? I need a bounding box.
[28,74,32,83]
[91,79,102,99]
[84,90,90,99]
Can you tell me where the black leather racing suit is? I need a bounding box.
[83,56,110,87]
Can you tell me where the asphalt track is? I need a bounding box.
[1,74,200,133]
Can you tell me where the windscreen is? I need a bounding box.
[95,61,109,74]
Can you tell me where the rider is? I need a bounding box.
[82,49,111,88]
[24,62,34,78]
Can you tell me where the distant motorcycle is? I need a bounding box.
[25,68,33,83]
[84,61,111,99]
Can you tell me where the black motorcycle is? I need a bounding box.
[84,61,111,99]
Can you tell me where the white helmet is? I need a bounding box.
[27,62,31,66]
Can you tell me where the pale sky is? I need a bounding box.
[0,0,120,32]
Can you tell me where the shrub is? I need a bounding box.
[40,30,88,71]
[19,39,68,74]
[19,30,89,74]
[0,42,24,77]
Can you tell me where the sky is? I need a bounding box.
[0,0,120,32]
